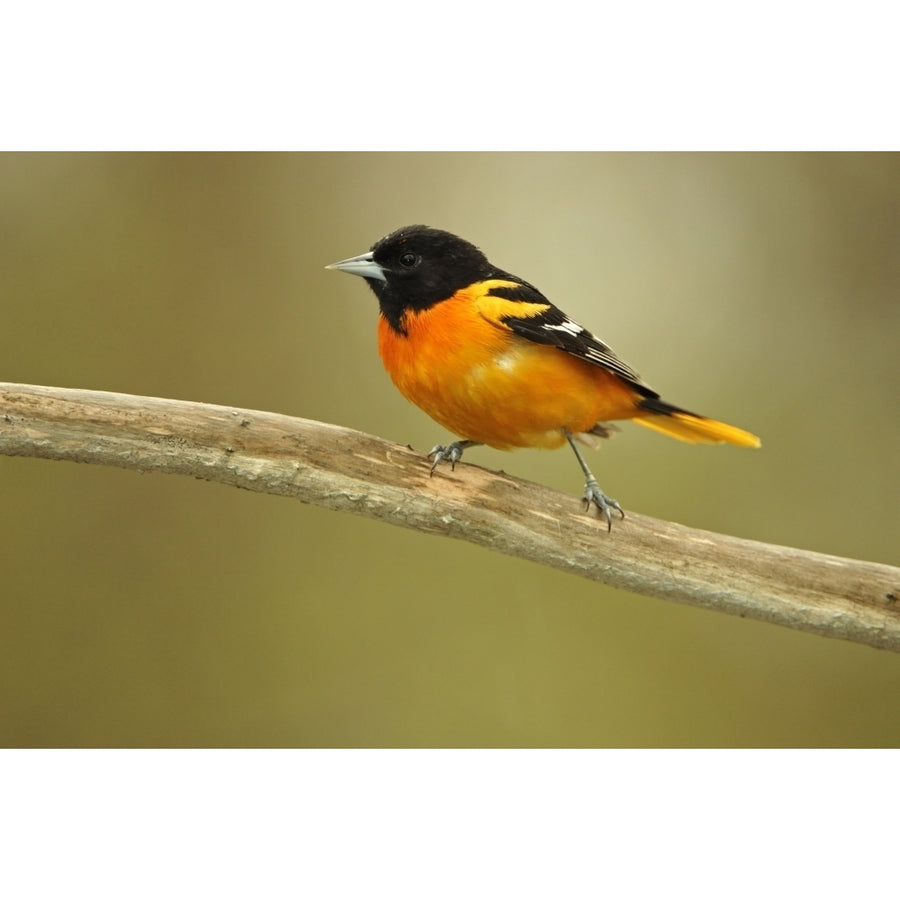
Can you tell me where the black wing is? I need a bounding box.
[487,281,657,397]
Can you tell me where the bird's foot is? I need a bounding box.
[582,478,625,532]
[427,441,469,474]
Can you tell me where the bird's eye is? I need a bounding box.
[398,252,419,269]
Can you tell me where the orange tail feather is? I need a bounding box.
[634,403,761,448]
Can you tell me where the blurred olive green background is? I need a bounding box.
[2,153,898,747]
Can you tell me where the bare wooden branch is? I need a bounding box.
[2,382,898,652]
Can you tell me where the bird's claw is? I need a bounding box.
[582,478,625,532]
[428,442,466,474]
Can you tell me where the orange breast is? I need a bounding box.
[377,292,641,450]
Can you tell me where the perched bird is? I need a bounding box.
[327,225,760,529]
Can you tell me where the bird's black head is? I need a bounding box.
[328,225,502,333]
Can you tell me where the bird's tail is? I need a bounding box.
[633,397,761,447]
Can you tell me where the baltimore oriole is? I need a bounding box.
[327,225,760,529]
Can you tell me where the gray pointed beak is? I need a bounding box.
[325,251,386,282]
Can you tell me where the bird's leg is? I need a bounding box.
[427,440,481,474]
[564,430,625,531]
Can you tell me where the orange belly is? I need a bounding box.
[377,299,641,450]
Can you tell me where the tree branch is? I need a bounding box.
[2,382,898,652]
